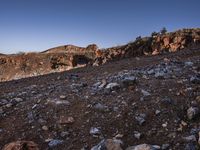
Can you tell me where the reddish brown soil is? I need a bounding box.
[0,48,200,150]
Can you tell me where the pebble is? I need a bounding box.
[190,75,200,84]
[135,114,146,125]
[121,76,137,87]
[162,122,168,128]
[155,72,165,78]
[134,131,142,139]
[126,144,160,150]
[105,83,120,90]
[161,144,170,150]
[60,95,67,99]
[60,131,69,137]
[0,108,4,114]
[161,97,173,105]
[198,131,200,145]
[141,89,151,97]
[155,110,161,115]
[93,103,108,112]
[99,79,107,88]
[6,103,12,108]
[0,99,8,105]
[55,100,70,105]
[182,135,197,142]
[42,125,48,131]
[184,61,193,66]
[13,97,23,102]
[187,107,199,120]
[91,139,123,150]
[59,116,75,124]
[185,143,196,150]
[90,127,101,136]
[48,139,63,147]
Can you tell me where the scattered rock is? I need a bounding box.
[187,107,200,120]
[105,83,120,91]
[161,144,170,150]
[185,143,196,150]
[0,99,8,105]
[182,135,197,142]
[6,103,12,108]
[184,61,193,66]
[59,116,75,124]
[93,103,108,112]
[99,79,107,88]
[90,127,101,136]
[126,144,160,150]
[91,139,123,150]
[60,131,69,137]
[161,97,173,105]
[42,125,48,131]
[48,139,63,147]
[13,97,23,103]
[155,72,165,79]
[59,95,67,99]
[121,76,137,87]
[155,110,161,115]
[141,89,151,97]
[190,75,200,84]
[0,108,4,114]
[135,114,146,125]
[198,132,200,145]
[134,131,142,139]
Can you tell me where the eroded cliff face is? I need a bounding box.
[94,28,200,65]
[0,28,200,82]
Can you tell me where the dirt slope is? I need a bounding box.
[0,47,200,149]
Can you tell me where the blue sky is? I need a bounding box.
[0,0,200,54]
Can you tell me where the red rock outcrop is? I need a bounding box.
[94,28,200,65]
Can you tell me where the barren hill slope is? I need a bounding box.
[0,47,200,149]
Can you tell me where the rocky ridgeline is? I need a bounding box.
[0,28,200,82]
[94,28,200,65]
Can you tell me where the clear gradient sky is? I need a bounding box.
[0,0,200,54]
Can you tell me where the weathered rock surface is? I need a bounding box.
[3,141,39,150]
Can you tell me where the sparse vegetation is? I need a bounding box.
[160,27,167,34]
[151,31,159,37]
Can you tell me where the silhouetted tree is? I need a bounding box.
[136,36,142,41]
[160,27,167,34]
[151,31,159,37]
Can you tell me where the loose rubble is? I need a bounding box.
[0,47,200,149]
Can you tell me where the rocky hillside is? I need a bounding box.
[0,47,200,150]
[94,28,200,65]
[0,44,97,81]
[0,28,200,82]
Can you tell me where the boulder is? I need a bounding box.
[3,141,39,150]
